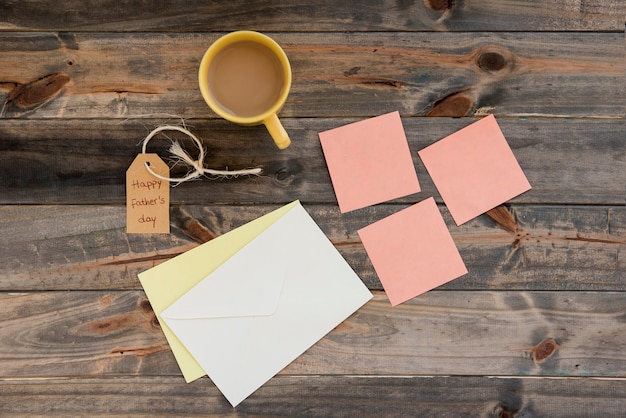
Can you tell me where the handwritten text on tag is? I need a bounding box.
[126,154,170,233]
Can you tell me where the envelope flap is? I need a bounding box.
[160,205,299,320]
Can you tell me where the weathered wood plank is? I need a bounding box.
[0,291,624,378]
[0,1,622,415]
[0,33,622,119]
[0,118,623,205]
[1,376,625,417]
[1,204,623,292]
[0,1,622,32]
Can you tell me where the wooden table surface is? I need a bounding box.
[1,1,624,416]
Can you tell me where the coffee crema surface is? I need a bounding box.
[208,41,285,117]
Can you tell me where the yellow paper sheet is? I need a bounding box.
[138,201,299,382]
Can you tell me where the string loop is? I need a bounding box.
[141,125,262,184]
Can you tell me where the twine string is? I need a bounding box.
[141,125,262,184]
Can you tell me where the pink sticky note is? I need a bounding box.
[358,197,467,306]
[319,111,420,213]
[418,115,531,226]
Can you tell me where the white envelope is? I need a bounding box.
[161,202,372,407]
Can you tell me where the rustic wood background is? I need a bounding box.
[1,1,624,416]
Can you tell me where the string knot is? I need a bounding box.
[141,125,262,184]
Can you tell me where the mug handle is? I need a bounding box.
[264,113,291,149]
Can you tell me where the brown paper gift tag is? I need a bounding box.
[126,154,170,233]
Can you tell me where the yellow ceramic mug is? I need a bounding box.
[199,31,292,149]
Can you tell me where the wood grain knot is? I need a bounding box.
[109,345,169,357]
[351,76,404,89]
[139,299,153,313]
[151,316,161,328]
[2,73,70,113]
[80,300,161,336]
[513,338,561,364]
[182,218,216,244]
[274,167,294,186]
[173,207,217,244]
[494,402,519,418]
[477,52,507,72]
[423,0,455,12]
[427,89,474,117]
[531,339,560,363]
[343,66,361,76]
[486,205,519,234]
[473,46,515,74]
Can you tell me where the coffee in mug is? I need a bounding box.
[199,31,292,149]
[209,41,284,118]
